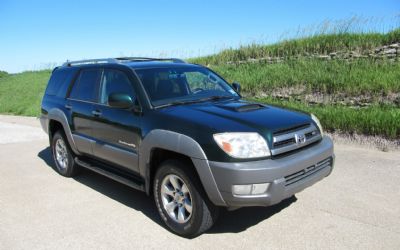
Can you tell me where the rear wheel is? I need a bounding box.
[154,159,219,237]
[51,131,79,177]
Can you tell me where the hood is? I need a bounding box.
[159,99,312,135]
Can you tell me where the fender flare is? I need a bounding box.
[47,108,80,155]
[139,129,226,206]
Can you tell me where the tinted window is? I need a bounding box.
[45,68,77,96]
[69,69,101,102]
[99,69,135,105]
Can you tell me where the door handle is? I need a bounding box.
[92,110,102,117]
[65,104,72,110]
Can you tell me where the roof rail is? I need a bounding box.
[115,57,186,63]
[62,57,186,67]
[62,58,119,67]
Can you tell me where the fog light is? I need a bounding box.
[232,184,252,195]
[251,183,270,195]
[232,183,270,196]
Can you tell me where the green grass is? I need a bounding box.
[0,70,51,116]
[190,28,400,65]
[0,71,8,78]
[211,58,400,96]
[253,97,400,139]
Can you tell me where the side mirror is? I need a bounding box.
[108,93,134,109]
[232,82,241,94]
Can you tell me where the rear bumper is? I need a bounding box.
[207,136,334,207]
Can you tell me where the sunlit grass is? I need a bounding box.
[253,97,400,139]
[191,30,400,65]
[211,58,400,96]
[0,70,50,116]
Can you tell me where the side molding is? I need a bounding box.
[139,129,226,206]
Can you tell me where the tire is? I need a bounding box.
[154,159,219,238]
[51,130,79,177]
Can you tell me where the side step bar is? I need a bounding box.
[75,157,145,192]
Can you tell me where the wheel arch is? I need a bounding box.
[139,129,226,206]
[47,108,80,155]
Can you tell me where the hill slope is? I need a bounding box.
[0,29,399,139]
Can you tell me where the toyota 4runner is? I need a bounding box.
[40,57,334,237]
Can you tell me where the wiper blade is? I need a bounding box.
[156,99,199,109]
[156,95,234,109]
[197,95,233,102]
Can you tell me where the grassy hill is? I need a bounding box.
[190,28,400,65]
[0,28,399,139]
[0,70,50,116]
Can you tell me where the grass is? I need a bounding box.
[0,71,8,78]
[0,70,51,116]
[190,28,400,65]
[253,97,400,139]
[211,58,400,96]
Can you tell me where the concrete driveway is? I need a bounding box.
[0,115,399,249]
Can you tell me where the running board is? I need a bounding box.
[75,157,145,192]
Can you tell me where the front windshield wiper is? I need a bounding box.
[155,99,200,109]
[198,95,234,102]
[155,95,235,109]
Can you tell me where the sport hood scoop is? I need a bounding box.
[216,102,267,112]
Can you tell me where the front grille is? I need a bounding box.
[273,123,311,136]
[284,157,332,186]
[271,123,322,156]
[273,138,296,147]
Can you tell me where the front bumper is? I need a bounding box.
[208,136,334,207]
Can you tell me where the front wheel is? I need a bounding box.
[154,159,219,237]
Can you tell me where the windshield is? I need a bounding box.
[135,66,239,107]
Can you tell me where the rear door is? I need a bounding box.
[67,68,101,155]
[91,68,141,173]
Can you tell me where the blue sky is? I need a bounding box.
[0,0,399,73]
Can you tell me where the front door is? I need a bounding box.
[91,68,141,173]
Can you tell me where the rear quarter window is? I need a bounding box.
[45,68,77,97]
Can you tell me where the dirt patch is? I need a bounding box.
[255,87,400,107]
[326,132,400,152]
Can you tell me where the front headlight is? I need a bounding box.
[311,114,324,136]
[213,132,270,158]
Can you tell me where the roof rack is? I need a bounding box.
[62,58,119,67]
[115,57,186,63]
[62,57,186,67]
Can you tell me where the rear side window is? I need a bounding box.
[45,68,77,96]
[69,69,101,102]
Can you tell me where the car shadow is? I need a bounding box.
[38,147,297,235]
[208,195,297,234]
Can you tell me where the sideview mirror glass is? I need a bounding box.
[108,93,134,109]
[232,82,241,94]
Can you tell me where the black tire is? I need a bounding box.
[154,159,219,238]
[51,130,79,177]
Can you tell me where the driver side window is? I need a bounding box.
[100,69,135,105]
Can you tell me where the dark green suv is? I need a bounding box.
[40,57,334,237]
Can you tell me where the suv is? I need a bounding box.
[40,57,334,237]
